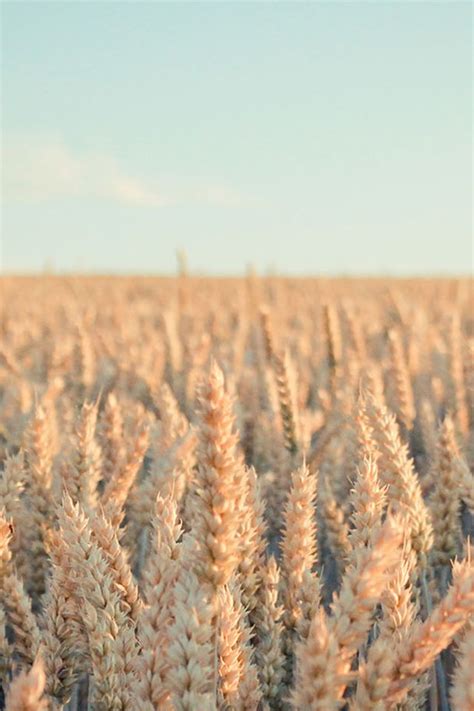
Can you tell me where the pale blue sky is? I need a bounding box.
[1,1,472,275]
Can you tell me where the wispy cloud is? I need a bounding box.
[3,136,167,206]
[3,136,246,208]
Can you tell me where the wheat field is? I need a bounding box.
[0,274,472,711]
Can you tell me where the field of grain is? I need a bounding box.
[0,275,472,711]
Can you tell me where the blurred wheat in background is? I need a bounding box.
[0,274,473,710]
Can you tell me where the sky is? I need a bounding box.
[1,1,472,275]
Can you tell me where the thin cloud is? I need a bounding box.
[2,136,247,208]
[3,137,167,206]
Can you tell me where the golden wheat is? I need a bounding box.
[0,274,472,710]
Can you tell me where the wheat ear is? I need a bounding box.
[328,514,404,700]
[292,607,342,711]
[253,556,285,709]
[451,622,474,711]
[165,568,215,711]
[280,462,318,633]
[365,393,433,562]
[192,360,244,590]
[5,657,48,711]
[137,494,182,710]
[57,494,138,711]
[0,514,40,667]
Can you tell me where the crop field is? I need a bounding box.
[0,274,472,711]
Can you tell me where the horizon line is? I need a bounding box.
[1,270,472,281]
